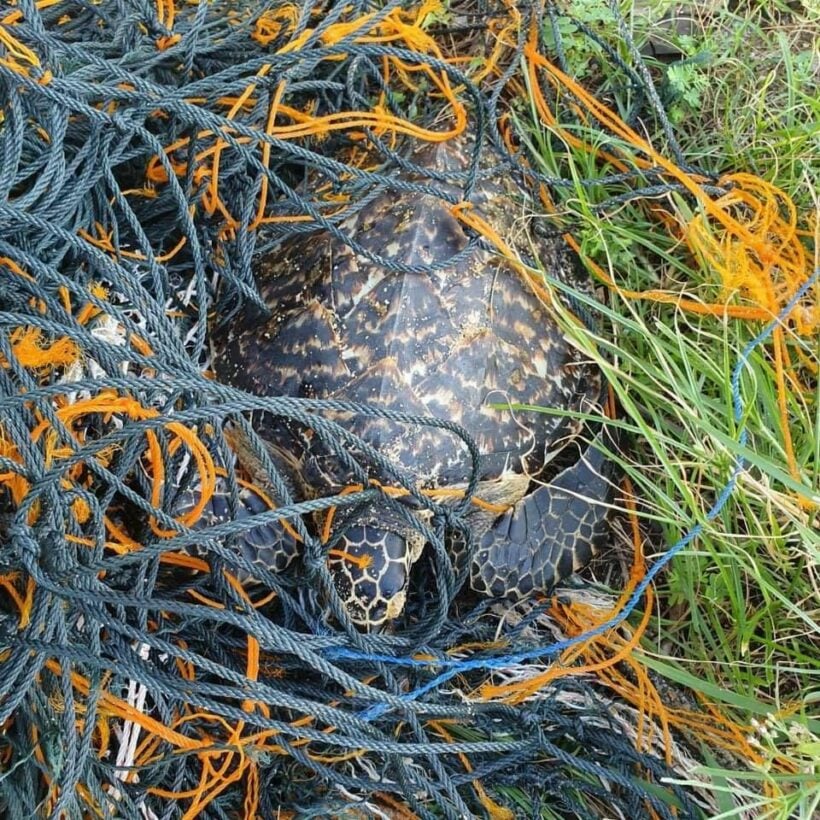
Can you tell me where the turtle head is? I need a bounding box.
[327,509,427,630]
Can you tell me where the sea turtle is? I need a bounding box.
[197,138,614,628]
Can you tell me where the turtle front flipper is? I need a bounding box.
[174,477,301,574]
[173,426,306,576]
[470,433,616,600]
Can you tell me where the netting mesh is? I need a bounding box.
[1,0,817,817]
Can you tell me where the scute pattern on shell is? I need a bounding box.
[214,140,602,494]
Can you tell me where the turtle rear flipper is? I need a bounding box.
[470,432,617,600]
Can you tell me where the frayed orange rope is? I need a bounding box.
[525,42,818,332]
[1,327,79,373]
[516,20,817,512]
[29,391,216,535]
[524,42,811,293]
[147,0,466,226]
[0,12,47,80]
[252,4,300,47]
[155,0,180,50]
[0,388,217,544]
[517,14,817,325]
[0,0,54,84]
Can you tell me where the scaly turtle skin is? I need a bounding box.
[202,139,613,627]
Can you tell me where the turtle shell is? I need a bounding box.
[213,140,601,496]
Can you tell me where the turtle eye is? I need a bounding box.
[327,525,412,629]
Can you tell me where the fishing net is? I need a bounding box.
[1,0,817,817]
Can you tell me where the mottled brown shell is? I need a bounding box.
[213,140,600,495]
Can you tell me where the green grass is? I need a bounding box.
[521,1,819,817]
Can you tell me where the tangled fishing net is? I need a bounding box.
[1,0,817,817]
